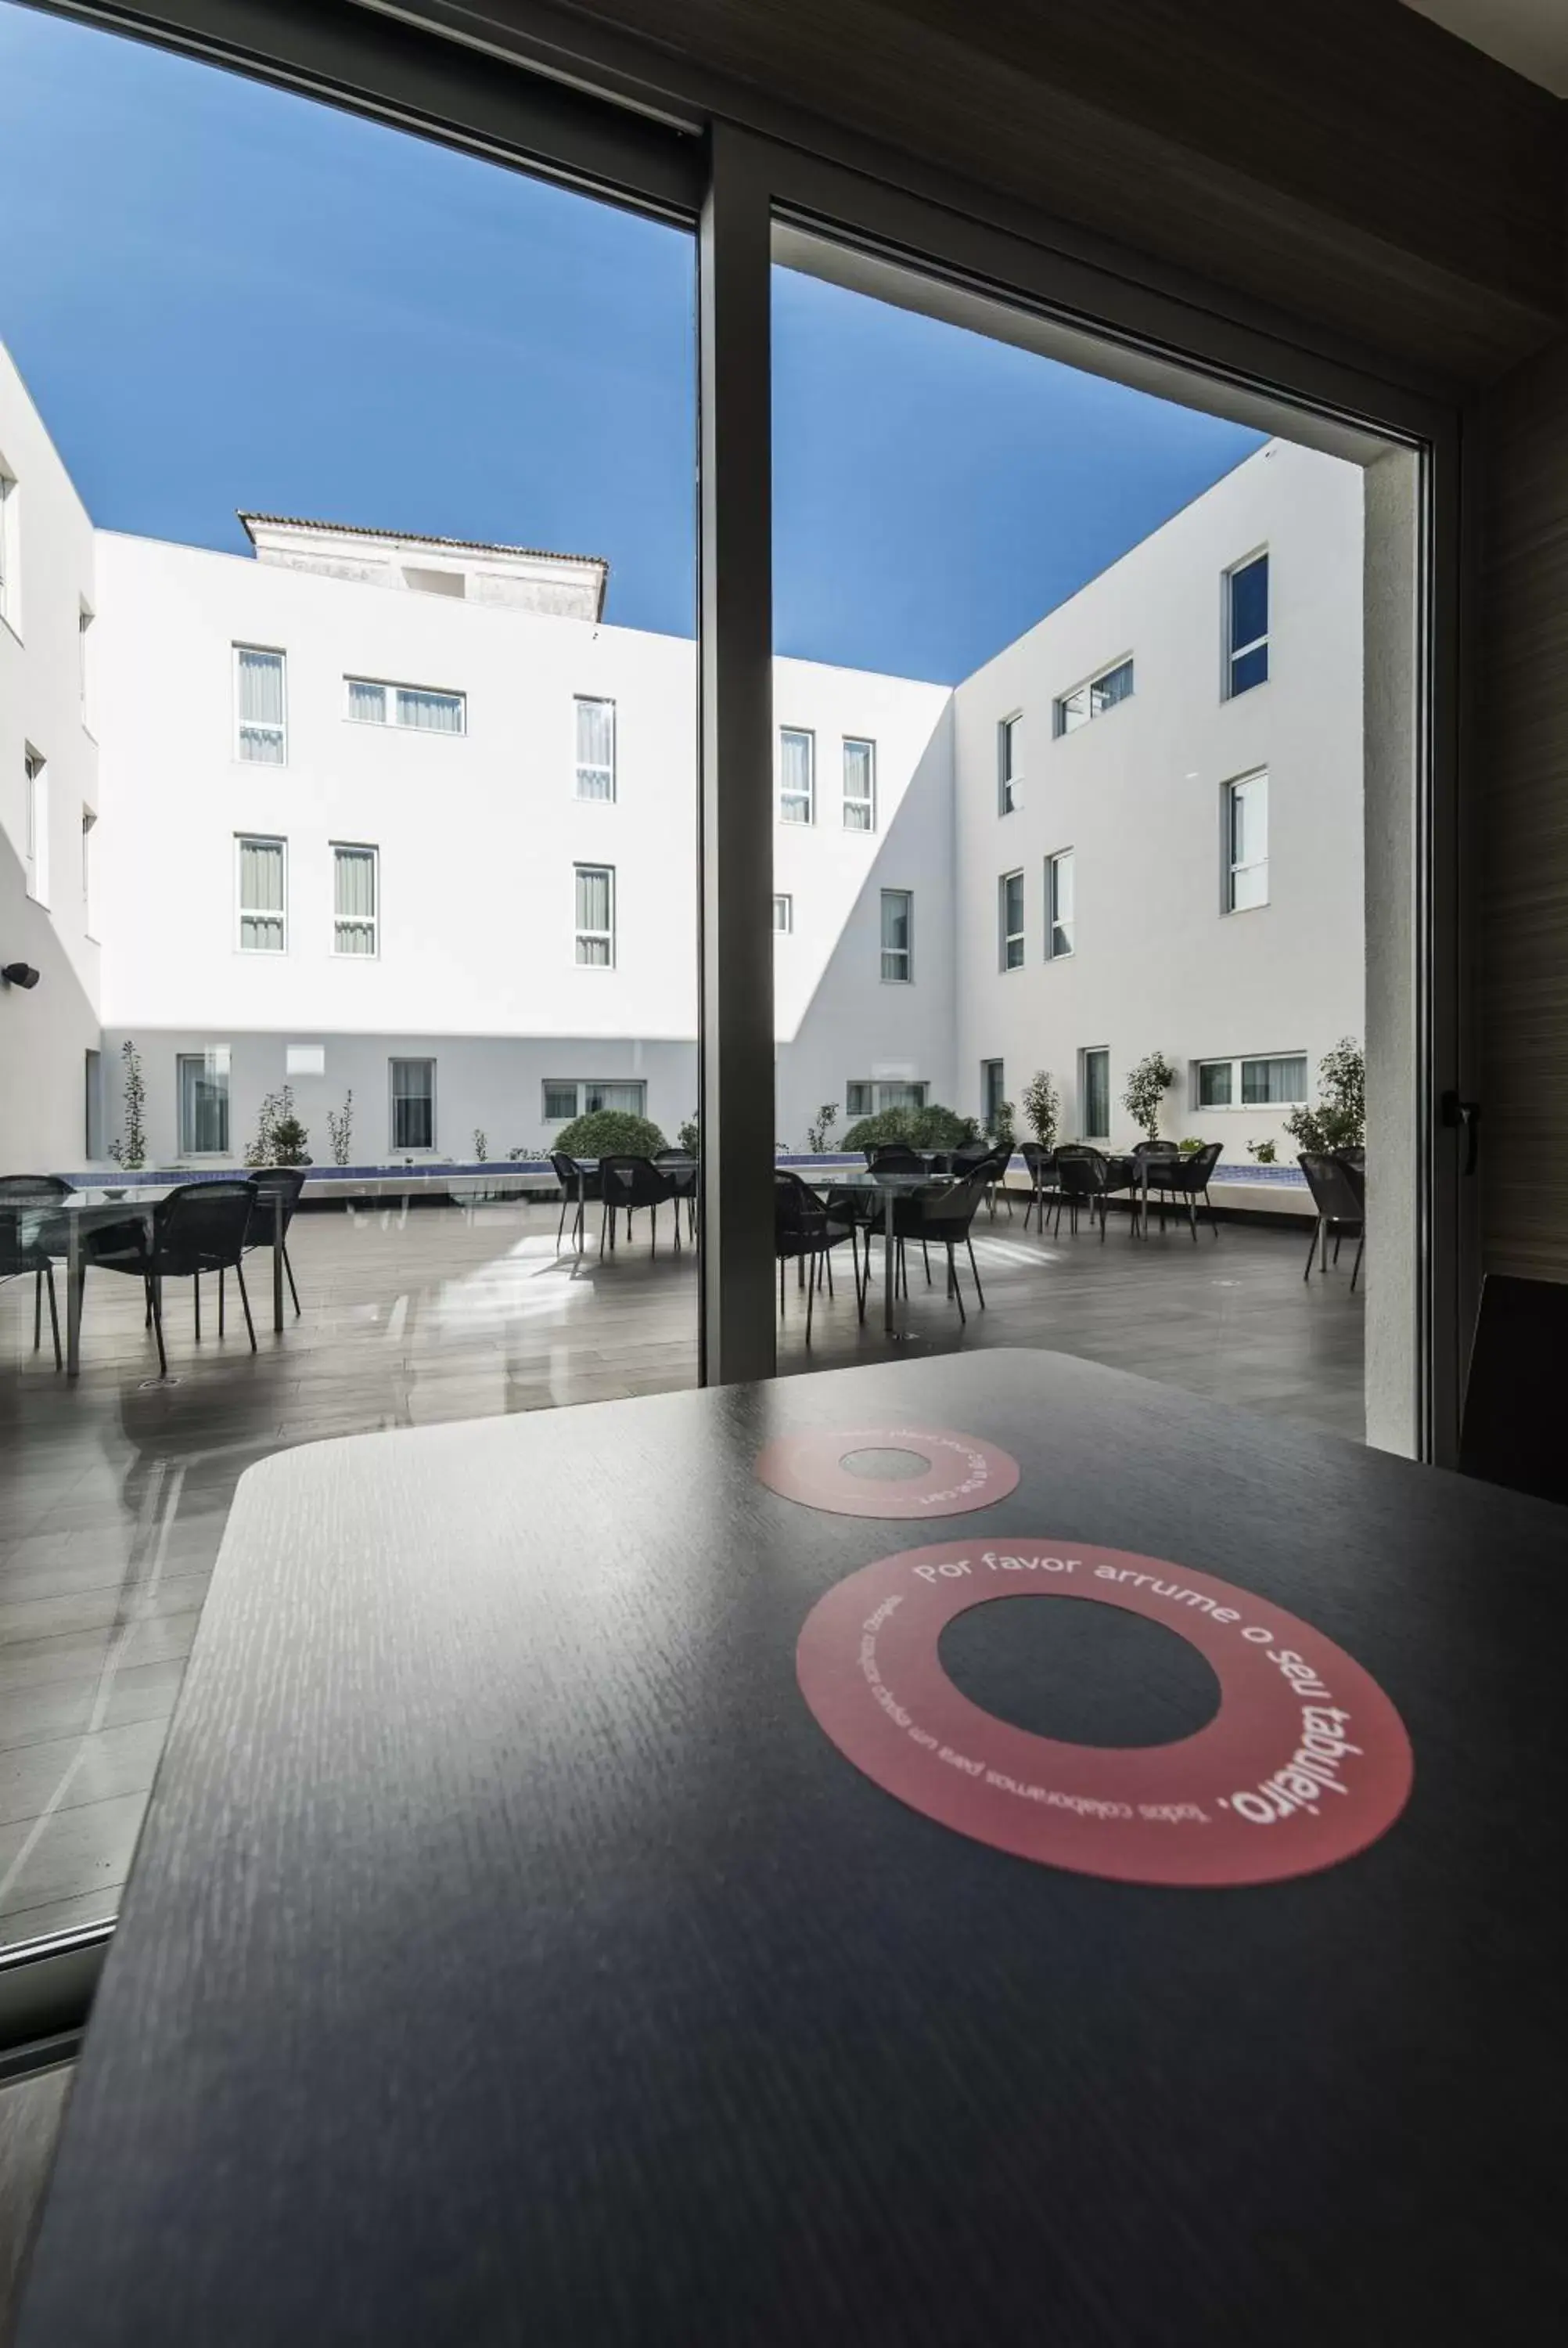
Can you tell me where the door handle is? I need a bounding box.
[1440,1091,1481,1176]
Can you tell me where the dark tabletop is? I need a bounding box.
[16,1350,1567,2345]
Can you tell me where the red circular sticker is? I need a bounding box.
[796,1540,1413,1886]
[756,1426,1020,1518]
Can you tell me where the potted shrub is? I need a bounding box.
[1123,1052,1177,1143]
[553,1107,667,1158]
[1283,1038,1365,1158]
[1021,1071,1059,1151]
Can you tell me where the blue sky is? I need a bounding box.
[1,3,1260,682]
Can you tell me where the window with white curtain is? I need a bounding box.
[575,696,616,800]
[880,888,912,982]
[846,1079,927,1118]
[178,1050,230,1155]
[0,462,16,628]
[333,843,378,956]
[999,870,1024,970]
[24,749,48,906]
[346,677,466,733]
[574,864,614,966]
[998,713,1021,814]
[1225,772,1268,910]
[235,646,286,763]
[543,1079,647,1121]
[773,894,793,933]
[843,737,876,830]
[1197,1053,1307,1107]
[1047,849,1075,958]
[779,727,815,823]
[390,1057,436,1150]
[236,834,286,953]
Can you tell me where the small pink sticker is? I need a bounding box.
[755,1426,1021,1518]
[796,1540,1413,1887]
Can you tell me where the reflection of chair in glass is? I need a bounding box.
[865,1142,922,1173]
[1458,1273,1568,1507]
[1,1205,63,1370]
[599,1156,682,1256]
[775,1171,860,1339]
[235,1165,307,1320]
[83,1179,259,1377]
[550,1151,600,1250]
[1298,1154,1365,1289]
[0,1175,73,1362]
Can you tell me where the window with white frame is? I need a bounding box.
[236,834,286,953]
[24,749,48,906]
[981,1060,1005,1128]
[1054,657,1133,736]
[1225,772,1268,910]
[178,1050,230,1155]
[998,712,1021,815]
[235,646,286,764]
[846,1079,928,1118]
[0,460,16,628]
[81,806,97,936]
[346,677,466,733]
[390,1057,436,1150]
[843,737,876,830]
[772,893,793,933]
[1196,1053,1307,1109]
[880,888,912,982]
[1225,553,1269,697]
[1047,849,1075,959]
[542,1079,647,1122]
[1081,1047,1111,1141]
[999,870,1024,971]
[333,843,378,956]
[574,696,616,801]
[779,727,815,823]
[574,864,614,966]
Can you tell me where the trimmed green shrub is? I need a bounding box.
[552,1108,667,1158]
[841,1104,979,1152]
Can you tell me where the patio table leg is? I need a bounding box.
[67,1212,82,1378]
[577,1167,587,1255]
[883,1190,896,1337]
[273,1190,285,1332]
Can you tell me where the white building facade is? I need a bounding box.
[1,341,1363,1175]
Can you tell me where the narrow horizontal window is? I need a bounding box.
[346,677,465,733]
[543,1079,647,1121]
[1055,658,1132,736]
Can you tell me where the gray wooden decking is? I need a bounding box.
[0,1192,1362,1947]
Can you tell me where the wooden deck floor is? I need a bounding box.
[0,1192,1362,1947]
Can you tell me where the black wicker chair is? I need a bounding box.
[81,1179,258,1377]
[1298,1153,1365,1288]
[654,1148,699,1239]
[865,1142,924,1174]
[775,1170,860,1339]
[890,1166,991,1322]
[0,1176,73,1363]
[1052,1146,1133,1241]
[1020,1143,1058,1233]
[599,1156,682,1256]
[550,1151,602,1250]
[1143,1142,1224,1240]
[1458,1273,1568,1507]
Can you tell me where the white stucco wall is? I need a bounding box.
[0,342,100,1171]
[88,524,953,1160]
[954,441,1365,1156]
